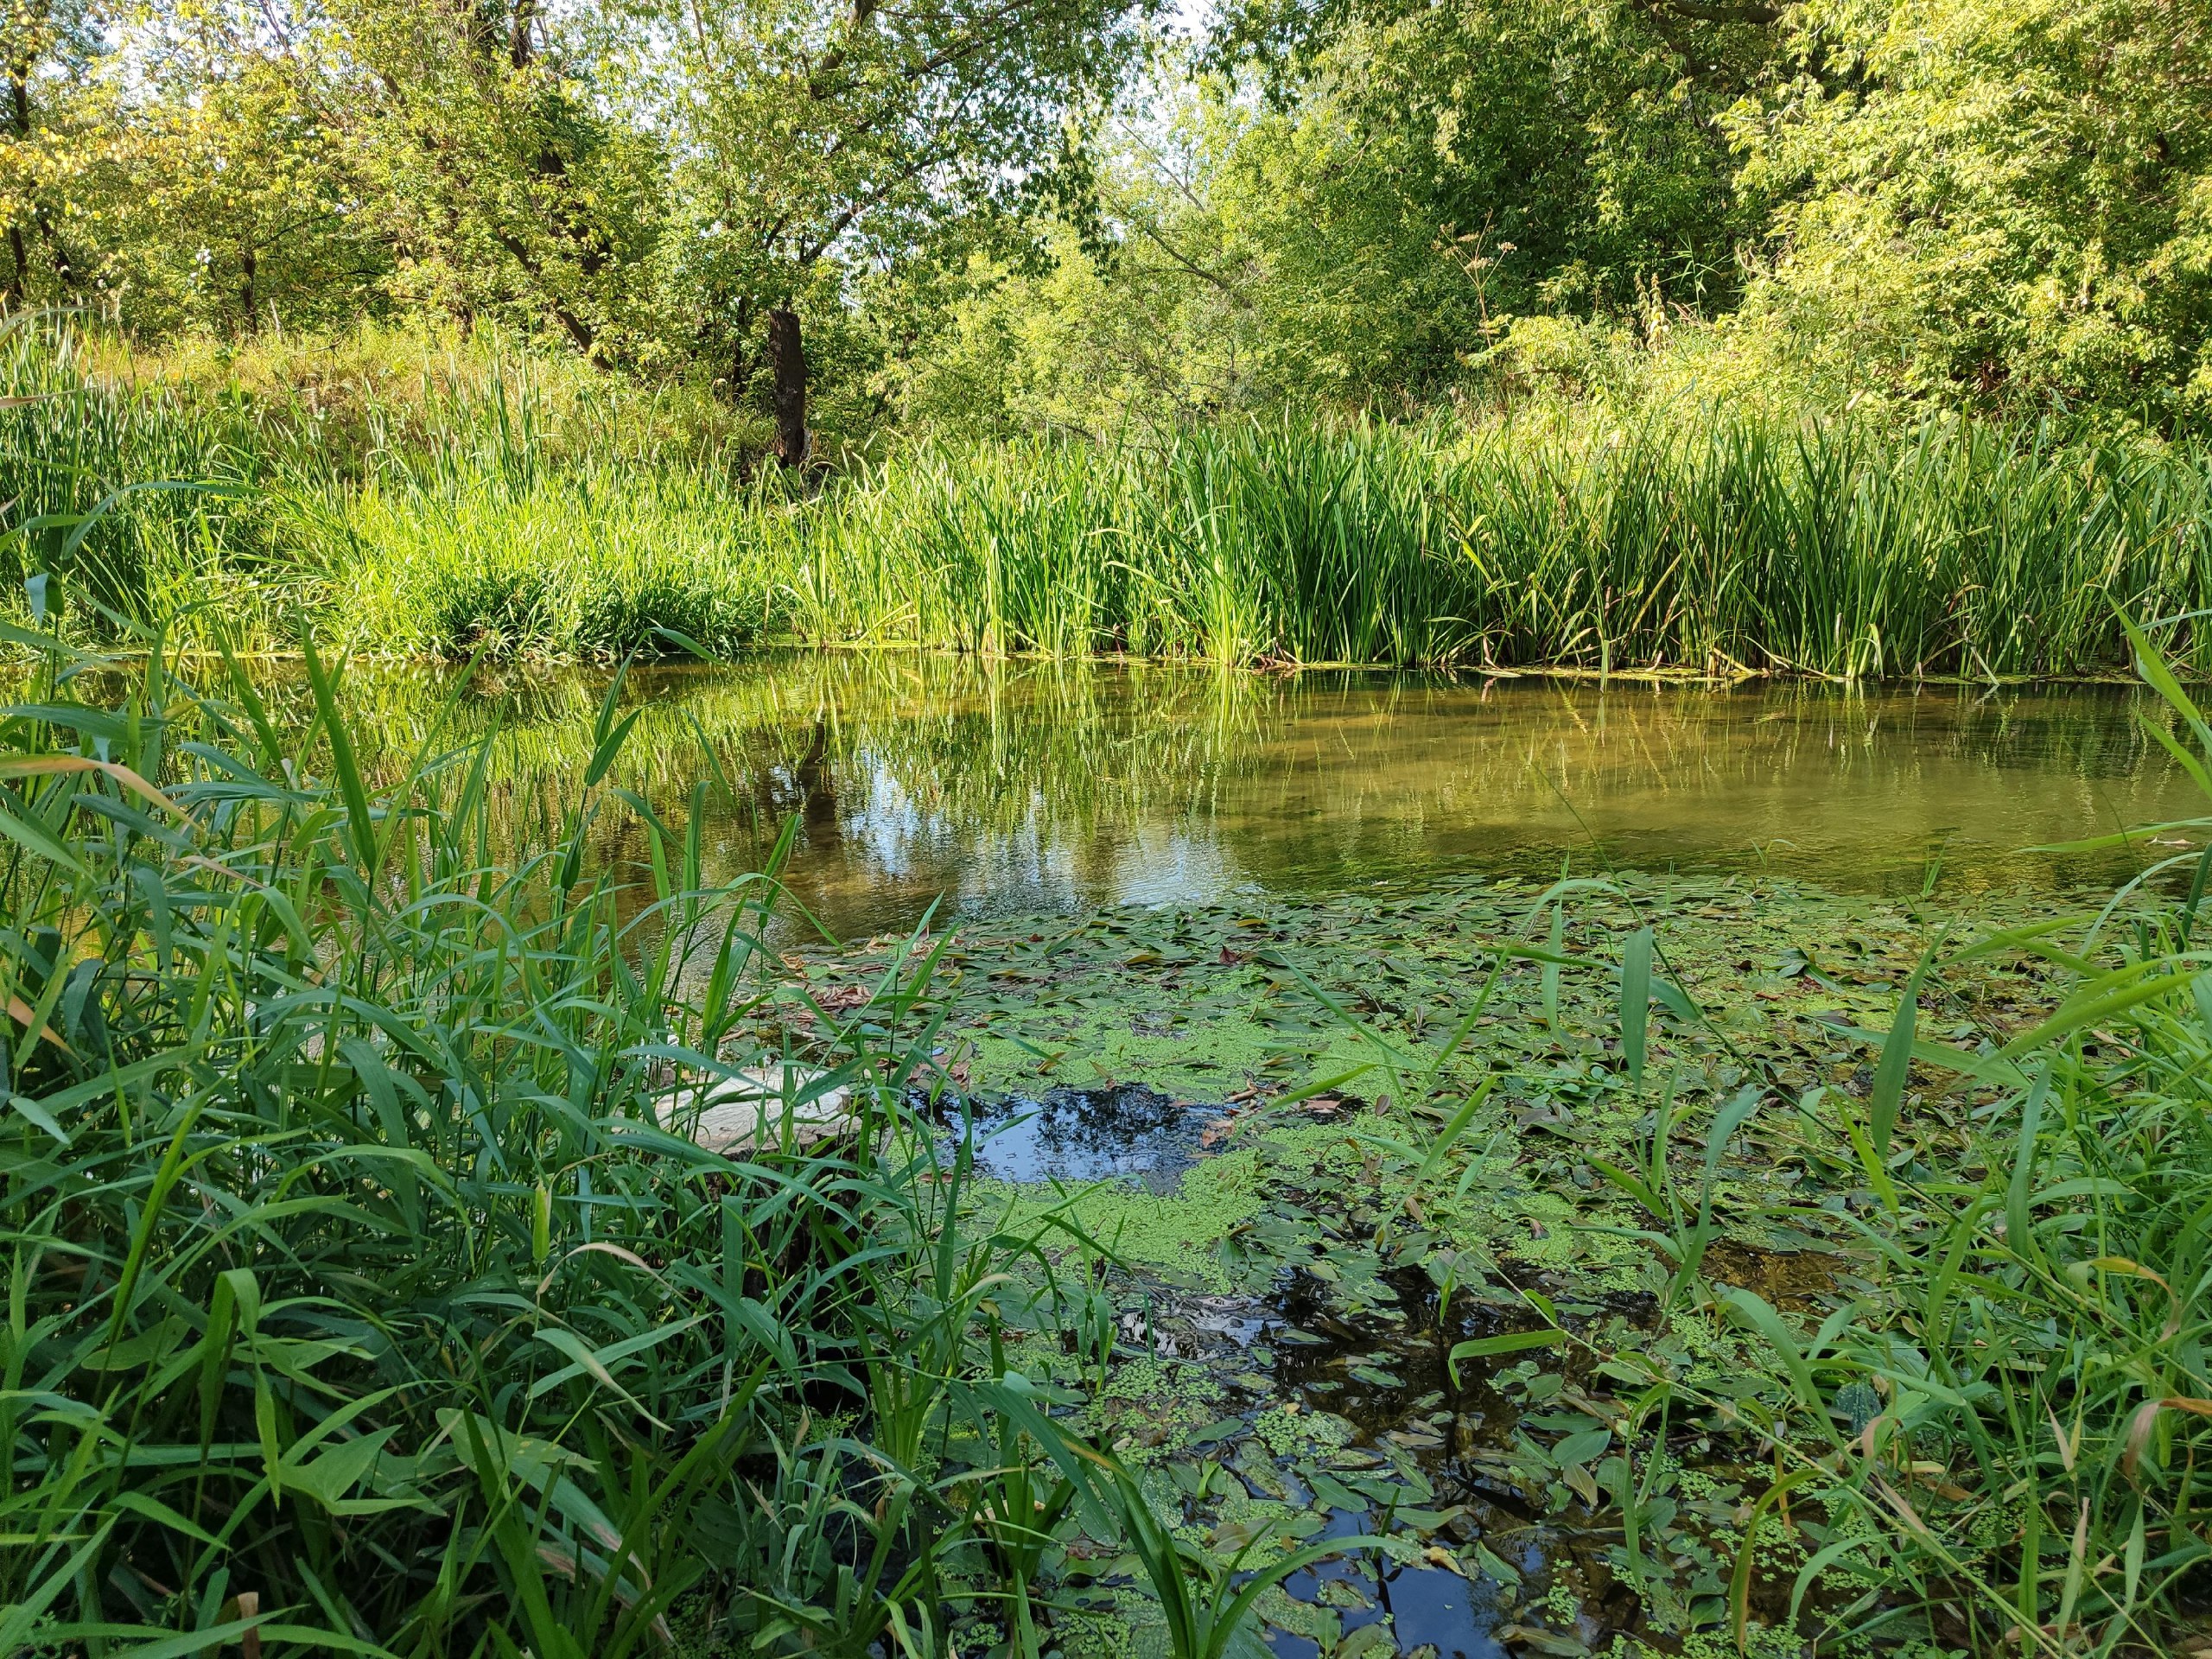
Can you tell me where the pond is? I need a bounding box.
[94,649,2212,1656]
[380,653,2197,938]
[436,654,2183,1656]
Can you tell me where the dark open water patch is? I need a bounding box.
[950,1083,1228,1192]
[1258,1269,1657,1658]
[950,1073,1840,1654]
[1112,1253,1836,1656]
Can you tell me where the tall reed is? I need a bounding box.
[0,618,1130,1655]
[779,418,2212,677]
[1544,623,2212,1654]
[4,319,2211,675]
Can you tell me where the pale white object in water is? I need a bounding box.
[662,1065,854,1153]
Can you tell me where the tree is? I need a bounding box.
[1211,0,1785,315]
[637,0,1155,462]
[886,3,1790,430]
[105,28,383,337]
[0,0,105,306]
[1731,0,2212,423]
[292,0,667,359]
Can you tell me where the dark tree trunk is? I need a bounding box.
[240,245,257,334]
[794,718,839,839]
[6,68,26,306]
[767,308,810,468]
[10,63,77,295]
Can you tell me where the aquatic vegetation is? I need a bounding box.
[11,619,2207,1656]
[776,417,2212,678]
[8,319,2212,678]
[0,626,1173,1656]
[323,473,771,658]
[772,707,2212,1652]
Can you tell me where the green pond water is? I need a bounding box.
[392,654,2198,934]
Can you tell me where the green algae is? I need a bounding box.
[780,867,2096,1656]
[977,1141,1272,1288]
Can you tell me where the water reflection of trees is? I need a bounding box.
[330,656,2186,930]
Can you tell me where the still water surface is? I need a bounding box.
[402,655,2202,935]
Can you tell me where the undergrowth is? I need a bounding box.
[2,321,2210,674]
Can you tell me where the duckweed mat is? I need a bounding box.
[759,870,2088,1658]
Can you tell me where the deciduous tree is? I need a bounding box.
[637,0,1154,461]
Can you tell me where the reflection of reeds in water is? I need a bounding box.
[322,657,2190,920]
[302,654,1273,925]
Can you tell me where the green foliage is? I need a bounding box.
[1656,629,2212,1651]
[771,414,2212,675]
[321,470,771,658]
[0,620,1178,1654]
[1732,0,2212,427]
[643,0,1153,369]
[893,0,1771,430]
[10,327,2212,676]
[0,0,2202,435]
[1096,1462,1378,1659]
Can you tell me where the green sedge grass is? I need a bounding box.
[4,320,2211,675]
[0,613,1176,1656]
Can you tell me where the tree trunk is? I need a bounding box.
[240,245,257,334]
[767,308,810,469]
[12,65,78,295]
[511,0,538,67]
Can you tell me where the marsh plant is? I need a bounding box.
[1470,626,2212,1656]
[1757,626,2212,1655]
[0,618,1242,1655]
[7,323,2212,677]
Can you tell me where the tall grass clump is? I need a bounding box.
[315,469,772,658]
[6,316,2212,675]
[775,416,2212,676]
[83,319,763,491]
[782,427,1464,664]
[0,616,1230,1654]
[0,317,302,649]
[0,317,763,658]
[1555,620,2212,1655]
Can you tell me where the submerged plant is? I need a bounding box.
[1095,1459,1378,1659]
